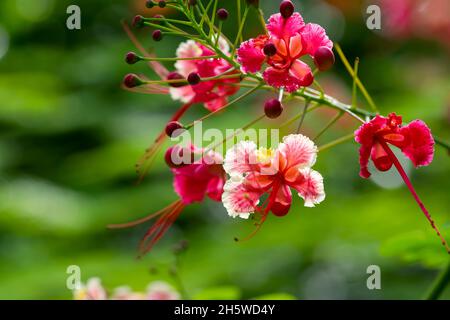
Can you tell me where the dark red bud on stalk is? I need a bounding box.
[188,0,198,6]
[158,1,166,8]
[263,43,277,56]
[280,1,295,19]
[125,52,140,64]
[217,8,229,21]
[146,0,155,8]
[123,74,143,88]
[187,72,201,85]
[264,98,283,119]
[152,29,163,41]
[313,46,335,71]
[132,15,145,28]
[166,72,186,87]
[165,121,185,138]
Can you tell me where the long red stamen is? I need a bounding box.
[379,139,450,254]
[107,200,182,229]
[135,102,193,182]
[138,201,185,257]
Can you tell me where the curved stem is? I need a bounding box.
[424,259,450,300]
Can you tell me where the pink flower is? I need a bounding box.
[73,278,107,300]
[109,145,226,255]
[354,113,434,178]
[146,281,180,300]
[222,135,325,222]
[237,11,332,92]
[170,40,240,111]
[172,145,226,204]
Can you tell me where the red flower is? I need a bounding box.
[237,11,332,92]
[354,113,434,178]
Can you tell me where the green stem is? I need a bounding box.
[425,259,450,300]
[335,43,379,113]
[318,133,355,152]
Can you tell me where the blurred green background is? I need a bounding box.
[0,0,449,299]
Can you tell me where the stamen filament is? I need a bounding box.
[379,139,450,254]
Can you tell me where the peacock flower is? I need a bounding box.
[222,134,325,224]
[170,39,240,111]
[237,2,333,92]
[354,113,434,178]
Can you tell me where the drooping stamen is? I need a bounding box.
[107,200,182,229]
[379,139,450,254]
[136,102,193,182]
[138,200,185,257]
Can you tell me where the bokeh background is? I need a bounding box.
[0,0,449,299]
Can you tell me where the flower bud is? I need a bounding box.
[145,0,154,8]
[217,8,229,21]
[264,99,283,119]
[152,29,163,41]
[123,74,143,88]
[166,72,186,87]
[279,1,294,19]
[125,52,140,65]
[263,43,277,56]
[158,0,166,8]
[132,15,145,28]
[313,46,335,71]
[187,72,201,85]
[165,121,185,137]
[188,0,197,6]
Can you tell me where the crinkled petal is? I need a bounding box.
[300,23,333,56]
[223,140,258,176]
[237,39,266,73]
[267,13,305,39]
[222,177,261,219]
[278,134,318,169]
[292,168,325,207]
[399,119,434,167]
[263,67,303,92]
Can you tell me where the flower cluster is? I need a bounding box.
[74,278,180,300]
[114,0,449,255]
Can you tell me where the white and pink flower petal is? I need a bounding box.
[293,168,325,207]
[223,140,258,176]
[222,177,261,219]
[175,40,202,76]
[278,134,318,169]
